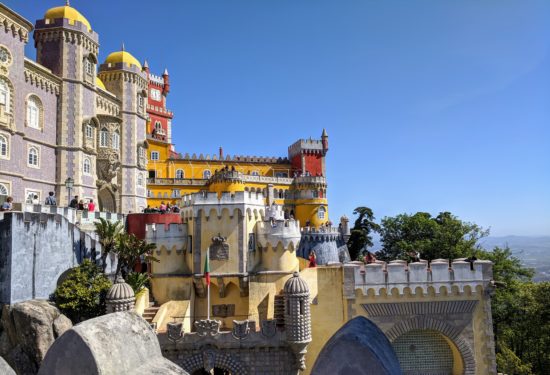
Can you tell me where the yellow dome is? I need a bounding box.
[104,51,142,70]
[95,77,106,90]
[44,5,92,31]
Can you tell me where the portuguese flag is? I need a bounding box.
[204,251,210,286]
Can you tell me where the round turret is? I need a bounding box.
[104,49,142,70]
[284,272,312,371]
[106,276,135,313]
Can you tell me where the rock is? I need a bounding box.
[0,300,72,374]
[0,355,16,375]
[52,315,72,338]
[311,316,402,375]
[39,311,188,375]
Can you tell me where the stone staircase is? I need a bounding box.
[143,296,160,327]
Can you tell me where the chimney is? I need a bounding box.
[219,146,223,159]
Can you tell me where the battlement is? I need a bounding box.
[172,153,289,164]
[288,139,324,158]
[293,176,327,187]
[265,204,285,221]
[182,191,265,207]
[256,220,301,250]
[149,73,164,85]
[349,259,493,296]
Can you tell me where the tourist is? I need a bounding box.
[365,251,377,264]
[0,196,13,211]
[309,250,317,268]
[78,199,85,210]
[87,199,95,212]
[159,201,167,213]
[69,195,79,209]
[45,191,57,206]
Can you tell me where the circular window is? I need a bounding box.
[0,47,11,66]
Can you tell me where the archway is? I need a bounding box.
[98,188,116,212]
[192,368,231,375]
[179,350,248,375]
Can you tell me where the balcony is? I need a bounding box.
[147,178,207,186]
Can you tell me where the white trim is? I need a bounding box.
[27,143,40,169]
[0,132,9,160]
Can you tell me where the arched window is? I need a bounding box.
[112,132,120,150]
[0,183,8,196]
[313,190,319,198]
[203,170,211,179]
[26,96,42,129]
[318,206,326,220]
[28,146,39,167]
[0,78,10,113]
[151,151,159,160]
[0,134,8,158]
[99,128,108,147]
[175,169,184,179]
[251,170,260,176]
[83,158,91,174]
[85,124,94,139]
[154,122,162,133]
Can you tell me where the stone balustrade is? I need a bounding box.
[256,219,301,249]
[349,259,493,296]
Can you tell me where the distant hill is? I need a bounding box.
[479,236,550,282]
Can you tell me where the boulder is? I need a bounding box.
[0,355,16,375]
[39,311,188,375]
[0,300,72,374]
[311,316,402,375]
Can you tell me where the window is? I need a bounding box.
[83,158,91,175]
[28,146,39,167]
[203,170,211,179]
[151,151,159,160]
[85,124,93,139]
[138,95,144,108]
[150,88,161,101]
[251,170,260,176]
[175,169,184,179]
[275,172,288,178]
[0,79,10,113]
[313,190,319,198]
[139,147,146,158]
[27,96,40,129]
[0,134,7,158]
[26,190,41,204]
[154,122,162,133]
[100,129,108,147]
[112,132,120,150]
[84,58,94,75]
[0,183,8,196]
[137,173,143,186]
[318,206,326,220]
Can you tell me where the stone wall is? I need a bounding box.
[0,211,111,304]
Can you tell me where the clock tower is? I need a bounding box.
[143,61,173,145]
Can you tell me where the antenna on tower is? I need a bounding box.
[121,42,125,52]
[65,0,70,6]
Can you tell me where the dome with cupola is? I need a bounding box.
[104,46,142,70]
[44,1,91,31]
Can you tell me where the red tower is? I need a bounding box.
[288,129,329,177]
[143,61,174,145]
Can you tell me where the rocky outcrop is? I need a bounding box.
[0,356,16,375]
[0,300,72,374]
[39,311,188,375]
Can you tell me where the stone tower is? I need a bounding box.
[98,46,148,213]
[284,272,312,373]
[33,3,100,205]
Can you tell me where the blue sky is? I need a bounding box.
[8,0,550,236]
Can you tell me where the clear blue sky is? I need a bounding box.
[8,0,550,236]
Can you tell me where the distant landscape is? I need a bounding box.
[370,235,550,282]
[479,236,550,282]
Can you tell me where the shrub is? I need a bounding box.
[53,260,112,322]
[126,272,150,294]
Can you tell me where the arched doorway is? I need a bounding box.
[98,188,116,212]
[392,329,462,374]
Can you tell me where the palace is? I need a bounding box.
[0,3,497,375]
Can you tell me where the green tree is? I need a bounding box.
[347,207,381,260]
[376,211,488,261]
[114,233,158,278]
[94,218,124,273]
[53,260,112,322]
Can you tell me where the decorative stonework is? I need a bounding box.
[194,319,221,337]
[209,235,229,260]
[24,61,61,95]
[0,12,31,42]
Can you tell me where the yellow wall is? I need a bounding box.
[152,300,191,333]
[295,198,329,228]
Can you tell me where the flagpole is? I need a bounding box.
[206,247,210,321]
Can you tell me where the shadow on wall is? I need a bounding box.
[311,316,402,375]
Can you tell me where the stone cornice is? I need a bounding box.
[23,58,61,95]
[96,94,121,117]
[0,4,33,43]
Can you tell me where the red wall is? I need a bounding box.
[126,213,182,240]
[304,153,324,176]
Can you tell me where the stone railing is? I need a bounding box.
[182,191,265,207]
[242,175,294,185]
[147,178,207,186]
[348,259,493,296]
[292,176,327,187]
